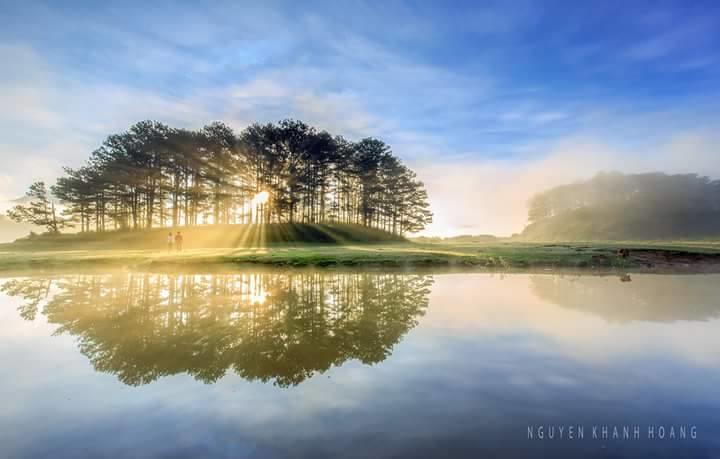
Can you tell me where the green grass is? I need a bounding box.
[1,239,719,273]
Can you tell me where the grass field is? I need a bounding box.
[1,239,720,273]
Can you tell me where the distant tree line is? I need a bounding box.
[522,172,720,240]
[8,120,432,236]
[528,172,720,220]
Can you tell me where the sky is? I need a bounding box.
[1,0,719,236]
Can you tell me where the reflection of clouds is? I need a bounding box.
[0,287,56,338]
[422,273,720,367]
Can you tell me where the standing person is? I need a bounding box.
[175,231,183,252]
[167,232,174,253]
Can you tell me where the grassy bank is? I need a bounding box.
[1,240,720,273]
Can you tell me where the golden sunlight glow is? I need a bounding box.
[238,190,271,227]
[252,191,269,205]
[250,291,268,305]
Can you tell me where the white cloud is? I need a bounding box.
[229,79,289,100]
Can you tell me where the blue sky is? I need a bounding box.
[1,0,719,235]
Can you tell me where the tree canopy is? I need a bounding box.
[26,119,432,236]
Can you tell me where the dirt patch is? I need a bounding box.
[625,249,720,272]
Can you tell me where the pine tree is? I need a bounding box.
[8,181,69,233]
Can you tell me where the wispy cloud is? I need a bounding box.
[624,13,715,63]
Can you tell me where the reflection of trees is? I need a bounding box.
[530,274,720,323]
[1,278,53,320]
[2,272,432,387]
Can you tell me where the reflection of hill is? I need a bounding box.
[530,274,720,323]
[2,272,432,387]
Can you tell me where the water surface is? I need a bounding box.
[1,271,719,458]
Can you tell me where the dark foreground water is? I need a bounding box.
[1,271,719,458]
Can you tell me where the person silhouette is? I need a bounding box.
[175,231,183,252]
[167,232,173,253]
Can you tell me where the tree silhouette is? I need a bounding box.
[26,119,432,235]
[7,181,68,233]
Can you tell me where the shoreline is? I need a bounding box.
[1,243,720,276]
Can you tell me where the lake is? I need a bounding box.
[1,271,719,458]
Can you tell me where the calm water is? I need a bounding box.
[1,271,719,458]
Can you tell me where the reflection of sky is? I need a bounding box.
[1,273,720,458]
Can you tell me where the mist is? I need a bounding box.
[415,131,720,237]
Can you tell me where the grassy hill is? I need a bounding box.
[2,223,406,251]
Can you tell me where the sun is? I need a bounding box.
[252,191,269,205]
[249,291,268,305]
